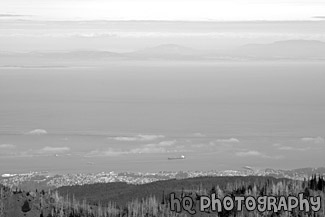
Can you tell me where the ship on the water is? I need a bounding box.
[168,155,185,160]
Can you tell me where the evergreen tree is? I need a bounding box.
[21,200,31,213]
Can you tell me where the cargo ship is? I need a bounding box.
[168,155,185,160]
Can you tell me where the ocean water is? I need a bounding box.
[0,61,325,174]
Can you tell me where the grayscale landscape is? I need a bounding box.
[0,0,325,216]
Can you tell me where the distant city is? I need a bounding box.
[1,167,325,190]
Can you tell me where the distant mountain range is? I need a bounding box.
[234,40,325,59]
[1,40,325,64]
[127,44,205,60]
[241,166,325,180]
[0,50,122,59]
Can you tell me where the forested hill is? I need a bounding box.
[57,176,290,206]
[2,175,325,217]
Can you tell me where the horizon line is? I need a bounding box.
[1,17,325,23]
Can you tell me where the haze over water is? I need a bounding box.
[1,61,325,174]
[1,0,325,173]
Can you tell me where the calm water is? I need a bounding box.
[0,61,325,174]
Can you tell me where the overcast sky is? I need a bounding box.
[1,0,325,21]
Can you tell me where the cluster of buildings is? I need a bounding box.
[0,168,316,190]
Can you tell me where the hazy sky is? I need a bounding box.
[1,0,325,21]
